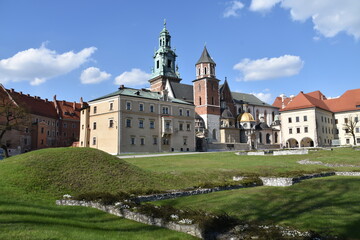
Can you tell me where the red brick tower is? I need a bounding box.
[193,47,220,141]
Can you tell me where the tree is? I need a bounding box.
[343,115,359,145]
[0,87,29,158]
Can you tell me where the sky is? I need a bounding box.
[0,0,359,104]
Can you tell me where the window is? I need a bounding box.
[82,125,84,130]
[25,127,29,133]
[296,116,299,122]
[93,122,97,130]
[344,118,348,124]
[179,109,183,116]
[41,139,44,145]
[204,67,207,75]
[72,123,75,128]
[139,119,144,128]
[211,97,214,105]
[199,97,202,105]
[41,127,44,134]
[322,127,324,133]
[109,119,114,128]
[346,139,350,144]
[93,106,97,114]
[156,60,159,69]
[153,137,158,145]
[297,128,300,134]
[131,137,135,145]
[288,117,292,123]
[47,130,50,136]
[109,102,113,110]
[303,115,308,122]
[186,110,190,117]
[335,119,338,124]
[357,138,360,144]
[179,123,183,131]
[163,138,169,145]
[165,121,171,130]
[336,128,339,134]
[140,138,145,145]
[139,103,144,111]
[186,123,191,131]
[321,116,323,122]
[126,119,131,128]
[150,105,154,113]
[150,120,155,129]
[183,138,187,145]
[289,128,292,134]
[355,117,359,122]
[126,102,131,110]
[167,59,171,68]
[162,107,169,114]
[304,127,308,133]
[345,129,349,133]
[92,137,96,145]
[356,127,359,133]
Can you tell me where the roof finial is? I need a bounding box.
[204,42,207,47]
[164,19,166,28]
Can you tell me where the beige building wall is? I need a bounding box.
[334,111,360,145]
[79,93,195,154]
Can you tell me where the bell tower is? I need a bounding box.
[149,20,181,92]
[193,46,220,142]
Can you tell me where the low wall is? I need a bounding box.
[56,200,202,238]
[273,149,308,156]
[134,184,259,203]
[335,172,360,176]
[260,172,336,186]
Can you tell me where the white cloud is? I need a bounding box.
[80,67,111,84]
[251,92,273,103]
[250,0,360,39]
[249,0,281,12]
[223,1,245,18]
[114,68,151,87]
[0,43,97,85]
[233,55,304,81]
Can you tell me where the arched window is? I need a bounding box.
[258,132,262,144]
[204,67,207,75]
[198,68,201,76]
[272,111,275,122]
[266,134,271,144]
[212,129,216,140]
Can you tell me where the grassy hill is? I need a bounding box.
[5,147,164,197]
[0,147,196,240]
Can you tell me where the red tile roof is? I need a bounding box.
[279,89,360,113]
[272,96,291,109]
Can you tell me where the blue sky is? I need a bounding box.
[0,0,359,103]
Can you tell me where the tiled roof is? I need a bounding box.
[280,88,360,113]
[325,89,360,112]
[55,100,82,120]
[231,92,276,108]
[168,82,194,103]
[196,46,216,65]
[6,89,58,118]
[90,87,192,105]
[272,96,292,109]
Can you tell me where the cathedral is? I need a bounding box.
[148,22,280,151]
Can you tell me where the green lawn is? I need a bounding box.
[155,176,360,239]
[0,148,196,240]
[125,147,360,177]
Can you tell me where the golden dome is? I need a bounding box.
[237,112,255,122]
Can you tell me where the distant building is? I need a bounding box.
[0,84,85,156]
[273,89,360,147]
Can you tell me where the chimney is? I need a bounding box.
[20,91,22,95]
[27,94,30,97]
[45,98,48,102]
[80,97,84,108]
[10,88,14,93]
[73,101,76,110]
[280,94,286,109]
[53,95,57,102]
[119,85,125,89]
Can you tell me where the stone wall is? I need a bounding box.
[56,200,202,238]
[273,149,308,156]
[134,184,259,203]
[260,172,335,187]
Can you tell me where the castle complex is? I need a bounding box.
[2,23,359,156]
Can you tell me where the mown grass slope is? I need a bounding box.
[0,147,196,240]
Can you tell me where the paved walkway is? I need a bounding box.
[118,151,223,159]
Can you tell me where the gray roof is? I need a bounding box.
[196,46,216,65]
[231,92,276,108]
[90,87,192,105]
[221,109,234,119]
[169,82,194,103]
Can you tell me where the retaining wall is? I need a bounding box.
[56,200,202,238]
